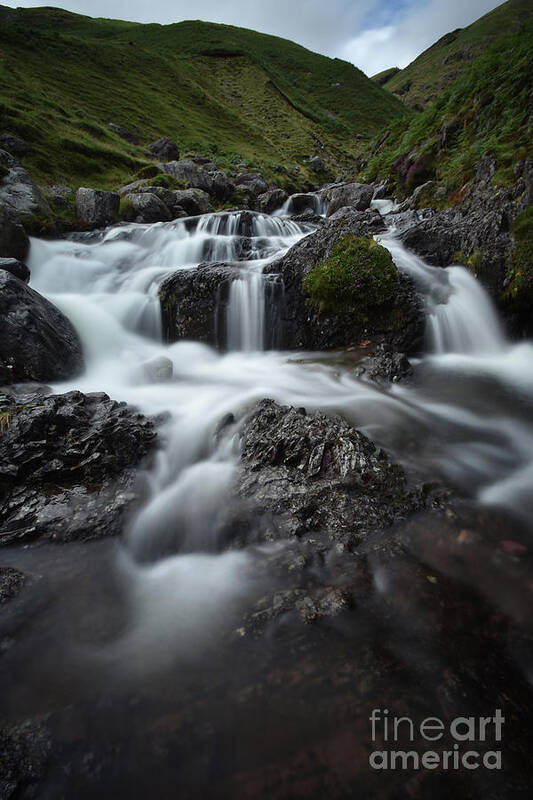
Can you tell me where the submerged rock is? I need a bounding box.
[0,389,156,546]
[0,270,83,384]
[234,399,421,548]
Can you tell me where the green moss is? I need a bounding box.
[148,174,188,190]
[119,196,135,222]
[136,165,161,180]
[303,235,398,319]
[503,207,533,308]
[454,249,485,275]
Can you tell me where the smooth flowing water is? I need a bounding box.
[25,207,533,651]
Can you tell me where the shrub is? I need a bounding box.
[303,235,398,319]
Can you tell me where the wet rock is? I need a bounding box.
[256,188,288,214]
[159,263,239,347]
[0,257,30,283]
[0,270,83,384]
[285,193,320,214]
[0,566,25,603]
[267,209,424,353]
[142,356,173,382]
[169,188,213,216]
[324,182,373,217]
[122,192,172,224]
[0,389,156,545]
[235,399,421,547]
[76,188,120,227]
[355,344,413,384]
[108,122,139,144]
[0,719,52,797]
[149,137,180,162]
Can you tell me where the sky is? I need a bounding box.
[0,0,505,75]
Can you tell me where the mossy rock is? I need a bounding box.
[303,235,398,320]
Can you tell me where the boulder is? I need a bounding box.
[235,399,421,547]
[285,193,320,215]
[256,188,288,214]
[142,356,173,382]
[211,170,234,202]
[266,209,424,353]
[0,270,83,384]
[122,192,172,224]
[160,160,214,194]
[149,137,180,162]
[324,182,374,217]
[0,388,156,545]
[309,156,326,173]
[169,188,213,216]
[0,149,51,223]
[76,188,120,227]
[0,257,30,283]
[0,204,29,260]
[45,184,75,210]
[0,133,29,157]
[234,173,268,194]
[108,122,139,145]
[159,263,239,347]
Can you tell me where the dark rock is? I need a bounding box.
[108,122,139,145]
[0,149,51,222]
[397,180,437,211]
[149,137,180,161]
[160,160,214,194]
[0,719,51,797]
[0,133,29,157]
[169,188,213,216]
[285,193,321,215]
[256,188,288,214]
[234,173,268,194]
[76,188,120,227]
[211,171,234,202]
[324,182,373,217]
[0,270,83,384]
[45,184,75,210]
[355,344,413,384]
[0,566,25,602]
[122,192,172,224]
[235,399,421,547]
[0,204,29,260]
[0,389,156,545]
[130,186,185,217]
[309,156,326,173]
[266,209,424,353]
[159,263,238,347]
[0,257,30,283]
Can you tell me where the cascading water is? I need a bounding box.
[26,203,533,649]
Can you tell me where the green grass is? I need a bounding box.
[503,207,533,309]
[0,5,406,192]
[382,0,533,109]
[303,235,398,319]
[362,26,533,198]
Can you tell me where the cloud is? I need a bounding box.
[341,0,504,75]
[1,0,506,74]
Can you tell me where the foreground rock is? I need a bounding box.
[0,389,156,546]
[268,209,424,352]
[0,257,30,283]
[0,148,50,256]
[76,187,120,227]
[0,270,83,384]
[234,399,423,548]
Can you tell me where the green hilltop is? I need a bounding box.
[0,5,406,190]
[379,0,533,110]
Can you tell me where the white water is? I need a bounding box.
[27,207,533,655]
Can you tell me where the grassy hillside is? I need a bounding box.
[381,0,533,110]
[0,5,406,191]
[363,24,533,196]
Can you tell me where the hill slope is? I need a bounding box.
[381,0,533,110]
[0,5,406,190]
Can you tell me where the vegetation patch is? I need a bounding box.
[303,235,398,319]
[503,207,533,309]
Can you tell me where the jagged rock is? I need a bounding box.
[0,257,30,283]
[266,209,424,353]
[122,192,172,224]
[108,122,139,144]
[256,188,288,214]
[0,133,29,156]
[76,188,120,227]
[0,270,83,384]
[397,180,437,211]
[0,389,156,545]
[0,566,25,603]
[324,182,373,217]
[0,719,52,796]
[169,188,213,216]
[0,148,51,222]
[235,399,421,547]
[159,263,239,346]
[149,137,180,161]
[355,344,413,384]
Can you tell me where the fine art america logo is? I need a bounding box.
[369,708,504,771]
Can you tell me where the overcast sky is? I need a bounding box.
[1,0,505,75]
